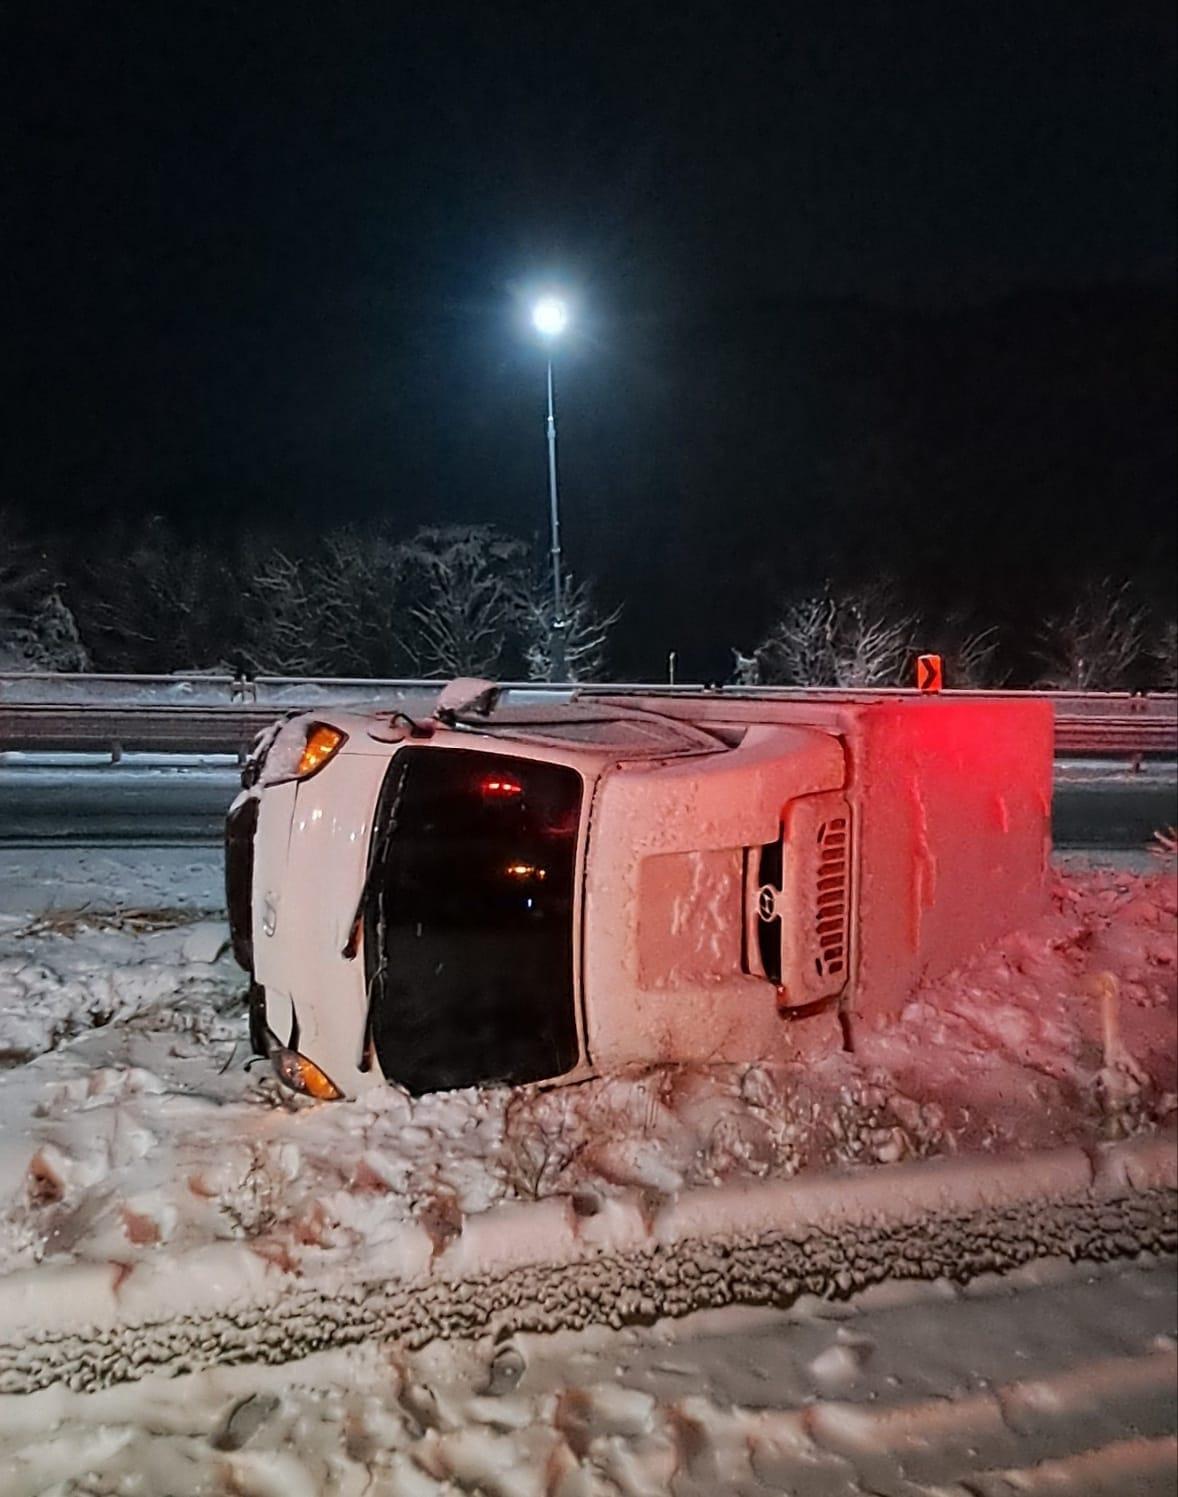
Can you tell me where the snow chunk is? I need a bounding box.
[180,921,229,964]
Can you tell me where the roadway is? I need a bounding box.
[0,752,1173,848]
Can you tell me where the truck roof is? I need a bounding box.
[358,699,741,761]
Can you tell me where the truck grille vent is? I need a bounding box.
[814,817,849,978]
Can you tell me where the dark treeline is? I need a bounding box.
[0,518,616,682]
[2,509,1174,690]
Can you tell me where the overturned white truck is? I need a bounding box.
[226,684,1053,1099]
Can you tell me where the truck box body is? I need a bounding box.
[583,695,1052,1068]
[229,690,1053,1096]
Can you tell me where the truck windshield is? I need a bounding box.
[364,746,582,1093]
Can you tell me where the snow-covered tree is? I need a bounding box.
[16,591,90,671]
[730,648,762,686]
[1037,580,1147,691]
[0,511,88,671]
[753,586,914,687]
[756,594,832,685]
[831,593,914,687]
[242,530,409,678]
[401,525,526,678]
[518,572,619,683]
[77,522,244,672]
[308,528,408,677]
[240,547,316,674]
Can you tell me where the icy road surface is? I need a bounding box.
[2,748,1174,845]
[0,1257,1173,1495]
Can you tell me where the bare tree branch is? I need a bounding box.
[400,526,526,678]
[518,571,620,683]
[73,518,245,672]
[918,615,1005,688]
[1037,579,1147,690]
[833,593,914,686]
[304,529,408,677]
[241,546,317,675]
[752,586,914,687]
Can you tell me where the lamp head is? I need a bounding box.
[532,296,569,338]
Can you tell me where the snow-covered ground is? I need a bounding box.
[0,1257,1173,1494]
[0,844,224,918]
[0,676,443,707]
[0,846,1173,1490]
[0,859,1173,1324]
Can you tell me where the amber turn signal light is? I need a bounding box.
[271,1046,344,1101]
[296,723,346,778]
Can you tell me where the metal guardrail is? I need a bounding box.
[1051,717,1178,758]
[0,679,1175,760]
[1,670,1177,716]
[0,704,282,757]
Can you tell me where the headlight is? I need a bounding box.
[257,720,348,786]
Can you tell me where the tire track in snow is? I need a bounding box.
[948,1435,1178,1497]
[1,1170,1173,1397]
[801,1347,1177,1489]
[0,1257,1172,1494]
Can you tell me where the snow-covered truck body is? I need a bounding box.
[226,688,1052,1099]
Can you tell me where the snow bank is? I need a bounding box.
[0,913,230,1064]
[0,868,1172,1389]
[859,864,1178,1151]
[0,1129,1172,1394]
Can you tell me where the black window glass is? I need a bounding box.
[365,747,582,1093]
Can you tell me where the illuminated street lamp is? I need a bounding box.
[532,296,569,679]
[532,295,568,338]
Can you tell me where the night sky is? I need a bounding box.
[5,1,1176,678]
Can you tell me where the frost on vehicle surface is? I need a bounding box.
[227,686,1054,1098]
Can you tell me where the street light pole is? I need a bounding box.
[532,294,570,680]
[545,357,566,680]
